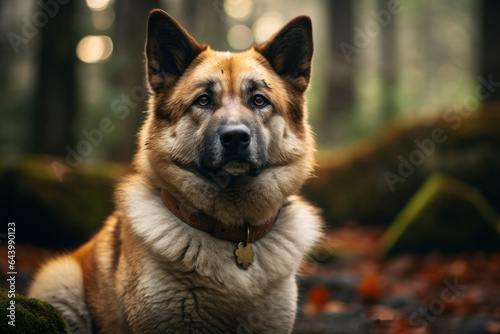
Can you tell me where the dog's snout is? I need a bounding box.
[219,125,251,151]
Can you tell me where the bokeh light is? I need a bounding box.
[76,36,113,63]
[224,0,253,20]
[252,12,284,44]
[86,0,112,11]
[227,25,253,50]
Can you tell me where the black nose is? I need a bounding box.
[219,125,251,152]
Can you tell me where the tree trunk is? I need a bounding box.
[323,0,355,143]
[378,0,398,120]
[481,0,500,101]
[32,0,78,155]
[109,0,160,161]
[327,0,355,112]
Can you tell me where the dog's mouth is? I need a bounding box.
[215,157,264,177]
[219,160,264,177]
[197,156,264,182]
[221,161,250,176]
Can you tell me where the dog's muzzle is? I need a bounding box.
[218,124,253,176]
[200,121,266,178]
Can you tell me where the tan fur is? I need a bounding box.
[29,10,323,334]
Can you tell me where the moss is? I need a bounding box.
[0,288,69,334]
[303,107,500,226]
[0,155,127,249]
[381,173,500,255]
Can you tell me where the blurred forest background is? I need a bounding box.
[2,0,500,241]
[1,0,500,332]
[2,0,497,158]
[0,0,499,251]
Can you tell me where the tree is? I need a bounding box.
[378,0,398,120]
[323,0,355,144]
[481,0,500,101]
[107,0,160,161]
[32,0,78,155]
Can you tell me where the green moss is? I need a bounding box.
[382,173,500,255]
[0,288,69,334]
[0,155,124,249]
[303,108,500,227]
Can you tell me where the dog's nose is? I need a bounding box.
[219,125,251,152]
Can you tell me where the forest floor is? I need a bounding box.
[294,224,500,334]
[1,224,500,334]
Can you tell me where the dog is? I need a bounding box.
[29,9,323,334]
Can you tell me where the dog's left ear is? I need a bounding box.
[254,16,313,92]
[146,10,206,92]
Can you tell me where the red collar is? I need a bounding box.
[160,189,277,244]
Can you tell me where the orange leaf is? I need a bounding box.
[357,272,384,302]
[307,284,330,309]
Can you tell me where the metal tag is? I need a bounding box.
[235,242,254,269]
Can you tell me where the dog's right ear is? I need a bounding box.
[146,10,206,92]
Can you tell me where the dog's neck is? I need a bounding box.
[160,188,278,244]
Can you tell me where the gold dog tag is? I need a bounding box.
[235,224,254,269]
[235,242,254,269]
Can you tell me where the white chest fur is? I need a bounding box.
[120,178,322,332]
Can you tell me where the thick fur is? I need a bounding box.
[29,10,323,334]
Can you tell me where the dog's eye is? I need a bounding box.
[196,95,211,107]
[252,95,268,107]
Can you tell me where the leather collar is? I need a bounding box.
[160,189,277,244]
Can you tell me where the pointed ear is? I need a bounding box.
[254,16,313,92]
[145,10,206,91]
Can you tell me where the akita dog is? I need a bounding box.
[29,9,322,334]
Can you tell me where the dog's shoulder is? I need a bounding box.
[274,194,324,254]
[253,194,323,281]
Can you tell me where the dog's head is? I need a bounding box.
[135,10,315,225]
